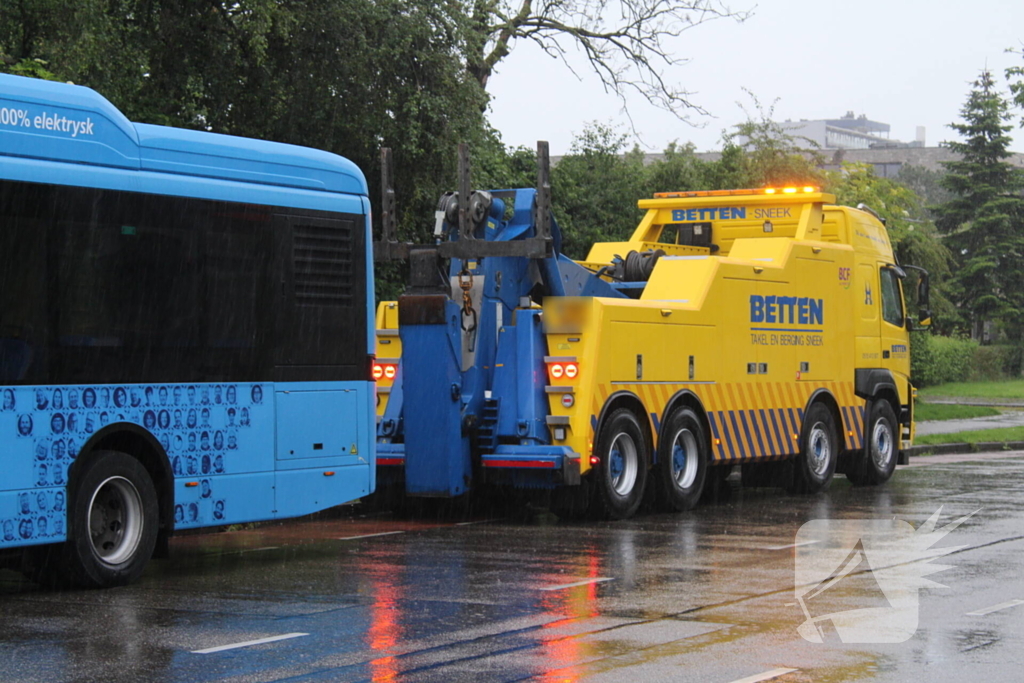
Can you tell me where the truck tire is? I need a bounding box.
[62,450,159,588]
[846,400,898,486]
[790,403,838,494]
[653,407,707,512]
[591,408,649,520]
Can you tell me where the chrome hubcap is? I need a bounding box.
[808,422,832,477]
[872,419,893,469]
[609,433,639,496]
[88,476,144,566]
[670,428,699,490]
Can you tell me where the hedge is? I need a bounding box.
[910,332,977,387]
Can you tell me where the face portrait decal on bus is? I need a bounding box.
[0,382,268,543]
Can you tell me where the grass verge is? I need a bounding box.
[918,379,1024,400]
[914,426,1024,446]
[916,403,999,421]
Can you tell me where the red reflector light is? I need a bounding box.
[548,360,579,382]
[483,459,556,469]
[373,363,398,381]
[589,456,601,466]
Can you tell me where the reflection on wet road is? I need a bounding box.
[1,453,1023,682]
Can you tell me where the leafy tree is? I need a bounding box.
[550,123,646,259]
[934,70,1024,343]
[464,0,750,122]
[0,56,59,80]
[471,130,538,192]
[894,164,955,218]
[722,91,826,188]
[642,141,714,194]
[1007,46,1024,127]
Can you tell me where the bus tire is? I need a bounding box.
[847,401,898,486]
[653,407,707,512]
[62,450,159,588]
[790,403,838,494]
[590,408,649,520]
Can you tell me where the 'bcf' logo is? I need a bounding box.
[793,508,976,643]
[838,267,852,289]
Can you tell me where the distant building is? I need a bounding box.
[554,111,1024,179]
[771,111,926,151]
[687,147,1024,179]
[728,111,1023,177]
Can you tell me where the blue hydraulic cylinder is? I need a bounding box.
[492,309,551,444]
[397,295,472,497]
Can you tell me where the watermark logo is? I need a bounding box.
[793,507,977,643]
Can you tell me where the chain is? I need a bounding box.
[458,269,478,335]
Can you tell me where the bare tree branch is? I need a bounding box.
[465,0,751,124]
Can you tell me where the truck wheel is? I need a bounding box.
[62,451,159,588]
[653,407,707,512]
[847,401,898,486]
[591,408,649,520]
[790,403,838,494]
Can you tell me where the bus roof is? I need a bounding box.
[0,74,367,196]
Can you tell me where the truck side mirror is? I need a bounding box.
[902,265,931,328]
[914,271,931,326]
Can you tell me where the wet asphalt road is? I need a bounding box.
[1,453,1022,683]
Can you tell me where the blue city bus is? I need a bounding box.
[0,74,376,587]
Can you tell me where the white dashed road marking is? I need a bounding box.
[539,578,615,591]
[762,540,819,551]
[966,599,1024,616]
[337,531,405,541]
[192,633,309,654]
[726,667,799,683]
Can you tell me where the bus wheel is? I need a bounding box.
[790,403,838,494]
[63,451,158,588]
[653,407,707,512]
[591,408,649,520]
[847,401,898,486]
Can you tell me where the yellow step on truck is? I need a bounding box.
[374,182,930,520]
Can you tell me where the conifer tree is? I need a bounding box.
[935,71,1024,343]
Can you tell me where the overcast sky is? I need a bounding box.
[486,0,1024,155]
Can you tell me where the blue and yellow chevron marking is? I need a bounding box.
[593,381,867,463]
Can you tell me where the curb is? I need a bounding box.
[920,398,1024,408]
[906,441,1024,457]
